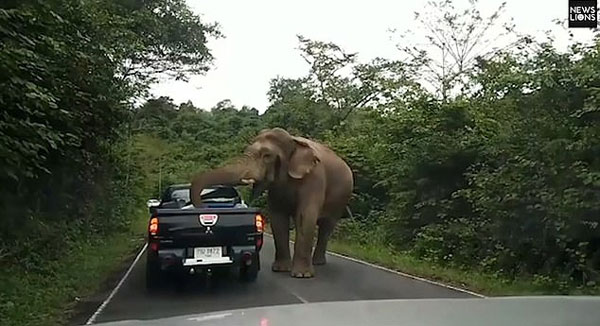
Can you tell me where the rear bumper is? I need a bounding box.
[183,256,233,266]
[147,244,258,271]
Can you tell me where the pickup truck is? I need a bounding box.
[145,184,264,290]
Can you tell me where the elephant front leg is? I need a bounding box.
[291,209,318,278]
[270,211,292,272]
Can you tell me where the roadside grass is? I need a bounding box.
[327,238,600,297]
[0,210,148,326]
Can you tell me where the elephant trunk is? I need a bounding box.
[190,162,251,207]
[190,158,258,207]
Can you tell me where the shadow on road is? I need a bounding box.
[149,269,258,297]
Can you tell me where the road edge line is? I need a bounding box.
[263,232,486,298]
[85,242,148,325]
[324,250,486,298]
[289,291,309,304]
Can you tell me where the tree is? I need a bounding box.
[263,77,334,137]
[263,36,420,137]
[0,0,220,255]
[392,0,532,100]
[109,0,222,97]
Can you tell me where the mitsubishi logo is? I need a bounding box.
[199,214,218,227]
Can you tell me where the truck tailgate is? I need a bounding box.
[153,208,261,248]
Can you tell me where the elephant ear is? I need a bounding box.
[288,137,320,179]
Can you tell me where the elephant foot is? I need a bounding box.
[290,263,314,278]
[291,270,314,278]
[312,255,326,265]
[271,259,292,272]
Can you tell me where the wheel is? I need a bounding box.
[145,256,162,291]
[239,253,259,282]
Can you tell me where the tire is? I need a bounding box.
[145,256,162,291]
[239,253,259,282]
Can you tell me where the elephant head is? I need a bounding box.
[190,128,320,207]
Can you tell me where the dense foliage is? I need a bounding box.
[0,1,218,322]
[0,0,217,243]
[132,97,263,197]
[331,42,600,289]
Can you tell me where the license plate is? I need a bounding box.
[194,247,222,259]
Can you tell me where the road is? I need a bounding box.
[90,236,476,324]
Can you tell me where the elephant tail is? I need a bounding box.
[342,206,353,219]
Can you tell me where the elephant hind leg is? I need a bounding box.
[312,218,336,265]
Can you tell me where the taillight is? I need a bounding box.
[255,214,264,233]
[149,217,159,235]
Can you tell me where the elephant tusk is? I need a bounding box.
[241,178,256,185]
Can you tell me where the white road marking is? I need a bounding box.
[325,250,486,298]
[187,312,233,321]
[85,243,148,325]
[290,291,309,304]
[263,233,486,298]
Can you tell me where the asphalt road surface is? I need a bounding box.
[91,236,476,324]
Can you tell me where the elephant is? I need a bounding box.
[190,127,354,278]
